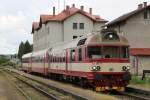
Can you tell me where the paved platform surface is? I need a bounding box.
[0,71,26,100]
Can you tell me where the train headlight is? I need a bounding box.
[127,66,130,70]
[92,66,96,70]
[122,66,130,71]
[92,66,101,71]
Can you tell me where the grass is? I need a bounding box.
[130,75,150,88]
[0,58,9,65]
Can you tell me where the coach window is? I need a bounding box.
[53,57,54,62]
[78,48,82,61]
[70,49,75,61]
[54,57,56,62]
[63,56,65,62]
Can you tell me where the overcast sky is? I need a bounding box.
[0,0,149,54]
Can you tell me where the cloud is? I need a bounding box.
[0,12,32,54]
[0,0,149,54]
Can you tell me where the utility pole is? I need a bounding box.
[58,0,60,13]
[64,0,66,10]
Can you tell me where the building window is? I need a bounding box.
[73,36,78,39]
[73,23,77,29]
[144,11,148,19]
[79,23,84,29]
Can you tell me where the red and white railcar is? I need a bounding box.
[22,29,131,91]
[22,53,32,72]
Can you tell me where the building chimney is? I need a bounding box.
[53,7,55,16]
[89,8,92,14]
[66,5,70,10]
[80,6,84,11]
[143,2,147,7]
[72,4,75,8]
[138,4,143,9]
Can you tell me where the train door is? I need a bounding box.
[82,46,86,61]
[44,53,49,75]
[65,49,69,71]
[48,54,51,70]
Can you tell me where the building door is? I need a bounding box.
[133,56,139,75]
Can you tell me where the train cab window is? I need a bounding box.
[78,48,82,61]
[120,47,129,58]
[70,49,75,61]
[88,46,102,59]
[103,46,119,58]
[103,32,119,41]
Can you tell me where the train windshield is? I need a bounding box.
[88,46,129,59]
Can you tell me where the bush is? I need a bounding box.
[130,75,150,87]
[0,58,9,65]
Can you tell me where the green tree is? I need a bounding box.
[18,41,24,59]
[24,40,32,54]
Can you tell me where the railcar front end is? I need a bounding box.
[86,45,131,91]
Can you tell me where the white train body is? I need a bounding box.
[22,29,131,91]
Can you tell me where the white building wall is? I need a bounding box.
[109,8,150,75]
[33,13,105,51]
[93,22,105,32]
[114,10,150,48]
[63,13,94,41]
[46,21,63,47]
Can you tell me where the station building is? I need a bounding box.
[106,2,150,75]
[31,4,107,51]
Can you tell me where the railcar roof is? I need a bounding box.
[22,53,32,58]
[32,49,49,56]
[50,32,129,53]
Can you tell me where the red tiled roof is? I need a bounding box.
[130,48,150,56]
[40,15,53,24]
[32,7,107,33]
[31,22,39,33]
[43,7,107,22]
[107,5,150,26]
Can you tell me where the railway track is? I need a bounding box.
[123,87,150,100]
[111,87,150,100]
[4,69,88,100]
[5,68,150,100]
[2,70,53,100]
[121,92,149,100]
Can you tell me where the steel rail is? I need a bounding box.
[6,68,88,100]
[7,71,60,100]
[2,71,32,100]
[14,76,59,100]
[121,92,149,100]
